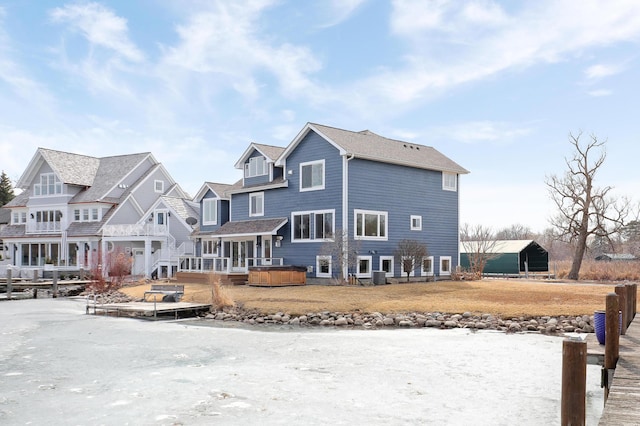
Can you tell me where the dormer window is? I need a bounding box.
[33,173,62,196]
[244,156,267,178]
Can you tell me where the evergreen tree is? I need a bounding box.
[0,170,15,206]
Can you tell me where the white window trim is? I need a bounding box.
[33,173,63,197]
[440,256,452,276]
[421,255,434,277]
[291,211,312,242]
[203,198,218,225]
[380,255,394,278]
[314,209,335,241]
[249,192,264,217]
[356,255,372,278]
[410,215,422,231]
[442,172,457,192]
[316,255,332,278]
[299,159,325,192]
[154,180,164,193]
[12,211,27,224]
[354,209,388,241]
[401,255,416,277]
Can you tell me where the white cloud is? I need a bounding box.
[50,2,143,62]
[587,89,612,97]
[348,1,640,110]
[430,121,532,144]
[584,63,624,80]
[317,0,368,28]
[160,2,321,100]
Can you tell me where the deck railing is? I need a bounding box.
[102,224,168,237]
[178,256,283,273]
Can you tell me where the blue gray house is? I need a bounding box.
[181,123,469,283]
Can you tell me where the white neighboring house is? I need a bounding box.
[0,148,198,278]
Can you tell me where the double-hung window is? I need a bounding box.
[421,256,434,276]
[316,255,332,278]
[300,160,324,191]
[292,213,311,241]
[245,156,267,178]
[443,172,457,191]
[354,209,387,240]
[34,173,62,196]
[203,198,217,225]
[440,256,452,275]
[315,211,334,239]
[249,192,264,217]
[410,215,422,231]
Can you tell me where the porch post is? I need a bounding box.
[101,240,108,278]
[144,239,151,279]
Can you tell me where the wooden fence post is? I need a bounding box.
[561,338,586,426]
[615,284,627,335]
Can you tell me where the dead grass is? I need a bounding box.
[120,279,624,318]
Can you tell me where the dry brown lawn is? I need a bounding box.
[120,279,624,318]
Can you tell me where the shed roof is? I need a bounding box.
[194,217,288,238]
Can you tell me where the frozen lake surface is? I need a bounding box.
[0,298,603,425]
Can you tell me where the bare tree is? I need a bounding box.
[460,223,499,276]
[495,224,533,240]
[545,132,629,280]
[319,228,360,284]
[393,239,428,282]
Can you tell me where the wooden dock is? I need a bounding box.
[596,313,640,425]
[87,299,211,320]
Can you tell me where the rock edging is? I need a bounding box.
[202,307,595,334]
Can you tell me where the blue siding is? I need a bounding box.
[243,150,271,187]
[199,190,229,233]
[348,158,459,276]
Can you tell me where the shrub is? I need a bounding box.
[554,259,640,281]
[211,278,234,309]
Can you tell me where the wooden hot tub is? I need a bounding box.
[248,265,307,287]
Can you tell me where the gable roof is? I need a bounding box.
[158,195,199,222]
[17,148,101,188]
[461,240,545,254]
[193,181,242,202]
[234,143,286,170]
[276,123,469,174]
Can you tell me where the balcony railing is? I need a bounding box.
[26,222,62,234]
[102,224,168,237]
[178,256,283,273]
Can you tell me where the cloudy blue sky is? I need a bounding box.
[1,0,639,232]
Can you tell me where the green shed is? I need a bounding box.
[460,240,549,274]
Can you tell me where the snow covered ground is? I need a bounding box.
[0,298,603,425]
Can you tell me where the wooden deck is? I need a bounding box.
[87,300,211,320]
[594,314,640,425]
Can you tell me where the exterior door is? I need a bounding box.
[263,238,272,265]
[231,241,245,272]
[132,249,145,276]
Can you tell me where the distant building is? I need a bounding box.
[595,253,637,262]
[460,239,549,274]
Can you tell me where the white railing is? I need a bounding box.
[178,256,283,273]
[102,224,168,237]
[26,222,62,234]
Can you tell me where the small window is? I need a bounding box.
[74,209,80,221]
[354,209,388,240]
[410,215,422,231]
[380,256,394,277]
[154,180,164,193]
[91,208,99,221]
[82,209,89,221]
[202,240,216,256]
[440,256,452,276]
[292,213,311,241]
[249,192,264,217]
[356,255,372,278]
[203,198,218,225]
[300,160,325,191]
[443,172,457,191]
[421,256,434,276]
[316,255,332,278]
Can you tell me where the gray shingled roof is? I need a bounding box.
[2,190,30,208]
[161,196,199,221]
[0,224,27,238]
[69,152,151,203]
[195,217,288,238]
[253,143,286,161]
[38,148,100,187]
[0,208,11,224]
[306,123,469,174]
